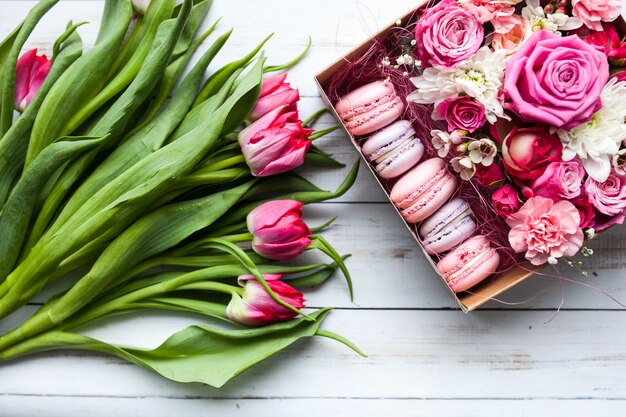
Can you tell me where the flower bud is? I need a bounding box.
[132,0,151,14]
[249,74,299,122]
[225,274,305,326]
[14,49,51,112]
[247,200,312,260]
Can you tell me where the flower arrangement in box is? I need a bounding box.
[326,0,626,298]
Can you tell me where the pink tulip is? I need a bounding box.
[247,200,312,260]
[238,105,312,177]
[249,74,300,121]
[14,49,51,112]
[225,274,306,326]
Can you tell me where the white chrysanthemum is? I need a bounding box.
[408,47,509,123]
[559,78,626,182]
[521,0,583,33]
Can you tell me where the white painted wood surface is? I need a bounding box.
[1,1,626,415]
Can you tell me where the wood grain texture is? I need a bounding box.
[0,0,626,416]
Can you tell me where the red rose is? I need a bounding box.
[492,184,520,218]
[475,163,505,189]
[501,126,562,183]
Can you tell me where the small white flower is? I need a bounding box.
[522,0,583,33]
[408,47,509,123]
[613,149,626,175]
[431,130,464,158]
[397,54,415,67]
[585,228,595,240]
[450,156,476,181]
[468,138,498,166]
[548,256,558,265]
[381,56,391,67]
[559,78,626,182]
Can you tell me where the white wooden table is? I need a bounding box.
[2,1,626,415]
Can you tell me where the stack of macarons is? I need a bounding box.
[335,80,425,180]
[336,81,500,293]
[389,157,499,292]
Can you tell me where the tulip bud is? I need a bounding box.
[14,49,51,112]
[238,105,312,177]
[249,74,300,122]
[132,0,151,14]
[225,274,305,326]
[247,200,312,260]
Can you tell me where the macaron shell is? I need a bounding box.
[335,80,396,115]
[422,216,477,255]
[419,198,471,239]
[377,139,425,179]
[346,97,404,136]
[362,120,416,160]
[401,171,457,223]
[390,158,449,208]
[437,236,500,293]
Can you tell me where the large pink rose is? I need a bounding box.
[504,31,609,130]
[584,172,626,230]
[507,197,584,266]
[414,0,484,68]
[436,96,486,133]
[501,126,563,183]
[572,0,621,31]
[531,159,585,201]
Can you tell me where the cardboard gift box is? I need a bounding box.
[314,1,626,312]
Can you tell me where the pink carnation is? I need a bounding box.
[572,0,621,31]
[414,0,484,68]
[507,197,584,266]
[459,0,520,34]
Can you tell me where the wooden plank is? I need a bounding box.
[1,309,625,399]
[1,397,625,417]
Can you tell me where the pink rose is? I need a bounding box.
[575,23,626,66]
[459,0,520,34]
[436,96,486,133]
[475,163,505,189]
[501,127,563,183]
[492,18,532,56]
[531,160,585,201]
[572,0,621,31]
[504,31,609,130]
[584,172,626,230]
[414,0,484,68]
[507,197,584,266]
[572,194,596,229]
[492,184,519,218]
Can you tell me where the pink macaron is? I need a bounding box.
[419,198,477,255]
[362,120,424,179]
[437,235,500,293]
[335,80,405,136]
[390,158,457,223]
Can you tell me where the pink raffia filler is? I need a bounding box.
[507,196,584,266]
[571,0,621,32]
[584,172,626,231]
[413,0,484,68]
[458,0,521,34]
[504,30,609,130]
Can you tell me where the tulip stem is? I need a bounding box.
[310,217,337,233]
[302,108,329,127]
[309,126,340,141]
[264,35,312,73]
[316,328,367,357]
[309,235,353,301]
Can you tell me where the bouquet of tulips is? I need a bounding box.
[0,0,363,387]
